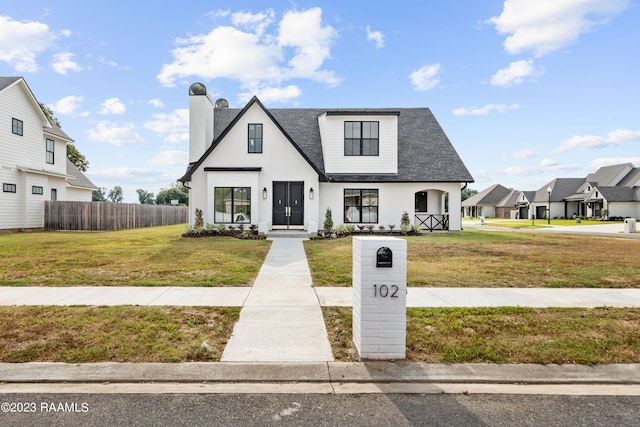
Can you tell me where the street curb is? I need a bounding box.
[1,362,639,385]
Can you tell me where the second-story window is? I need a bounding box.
[248,123,263,153]
[12,118,23,136]
[46,139,55,164]
[345,121,379,156]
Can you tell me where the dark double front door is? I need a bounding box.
[272,181,304,229]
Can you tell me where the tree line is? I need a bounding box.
[91,181,189,205]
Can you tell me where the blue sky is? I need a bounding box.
[2,0,639,202]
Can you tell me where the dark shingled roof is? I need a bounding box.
[182,97,474,183]
[65,159,97,190]
[0,76,21,91]
[535,178,585,202]
[462,184,512,207]
[595,186,638,202]
[585,163,633,186]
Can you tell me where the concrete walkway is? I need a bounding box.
[220,238,334,362]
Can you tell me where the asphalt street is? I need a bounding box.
[1,393,639,426]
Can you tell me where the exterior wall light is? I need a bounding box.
[263,187,268,199]
[309,188,314,199]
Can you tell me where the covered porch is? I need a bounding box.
[414,189,449,231]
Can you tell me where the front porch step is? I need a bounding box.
[265,230,315,238]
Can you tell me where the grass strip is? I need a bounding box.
[306,231,640,288]
[0,306,240,362]
[323,306,640,364]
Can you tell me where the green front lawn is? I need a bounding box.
[0,225,271,286]
[305,230,640,288]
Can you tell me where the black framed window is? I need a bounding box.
[248,123,263,153]
[344,189,378,223]
[46,139,55,164]
[51,188,58,201]
[32,186,43,195]
[345,121,378,156]
[214,187,251,223]
[3,183,17,193]
[12,118,23,136]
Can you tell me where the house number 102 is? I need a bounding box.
[373,284,399,298]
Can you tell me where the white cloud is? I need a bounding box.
[99,97,126,115]
[157,7,339,98]
[49,95,84,115]
[487,0,630,57]
[0,15,55,72]
[87,121,146,146]
[452,103,519,116]
[277,8,339,84]
[239,85,302,104]
[366,26,384,49]
[590,157,640,169]
[144,109,189,145]
[513,148,535,159]
[491,59,540,87]
[409,63,441,91]
[231,9,274,36]
[149,150,189,166]
[555,128,640,153]
[539,158,557,167]
[51,52,83,74]
[147,98,164,108]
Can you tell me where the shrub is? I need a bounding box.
[401,211,410,226]
[323,207,334,232]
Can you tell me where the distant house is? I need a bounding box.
[0,77,97,230]
[462,184,520,219]
[520,163,640,220]
[180,83,473,233]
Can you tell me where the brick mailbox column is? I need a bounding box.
[352,236,407,360]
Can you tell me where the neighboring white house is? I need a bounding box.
[180,83,474,234]
[0,77,96,231]
[518,163,640,220]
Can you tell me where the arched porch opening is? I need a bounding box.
[414,189,449,231]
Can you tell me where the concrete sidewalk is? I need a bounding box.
[2,286,640,308]
[220,238,334,362]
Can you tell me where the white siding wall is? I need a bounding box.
[319,114,398,174]
[65,187,93,202]
[0,166,20,229]
[607,201,638,219]
[318,182,463,231]
[0,80,80,229]
[190,103,320,230]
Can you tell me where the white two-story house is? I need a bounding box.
[180,83,473,234]
[1,77,96,231]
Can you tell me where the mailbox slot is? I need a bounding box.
[376,247,393,268]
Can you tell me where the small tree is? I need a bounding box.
[323,207,334,232]
[137,189,155,204]
[107,185,123,203]
[92,187,107,202]
[401,211,411,226]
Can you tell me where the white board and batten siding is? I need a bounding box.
[193,103,320,229]
[318,113,398,175]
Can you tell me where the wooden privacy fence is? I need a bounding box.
[45,201,188,231]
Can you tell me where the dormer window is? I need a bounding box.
[248,123,262,153]
[345,121,379,156]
